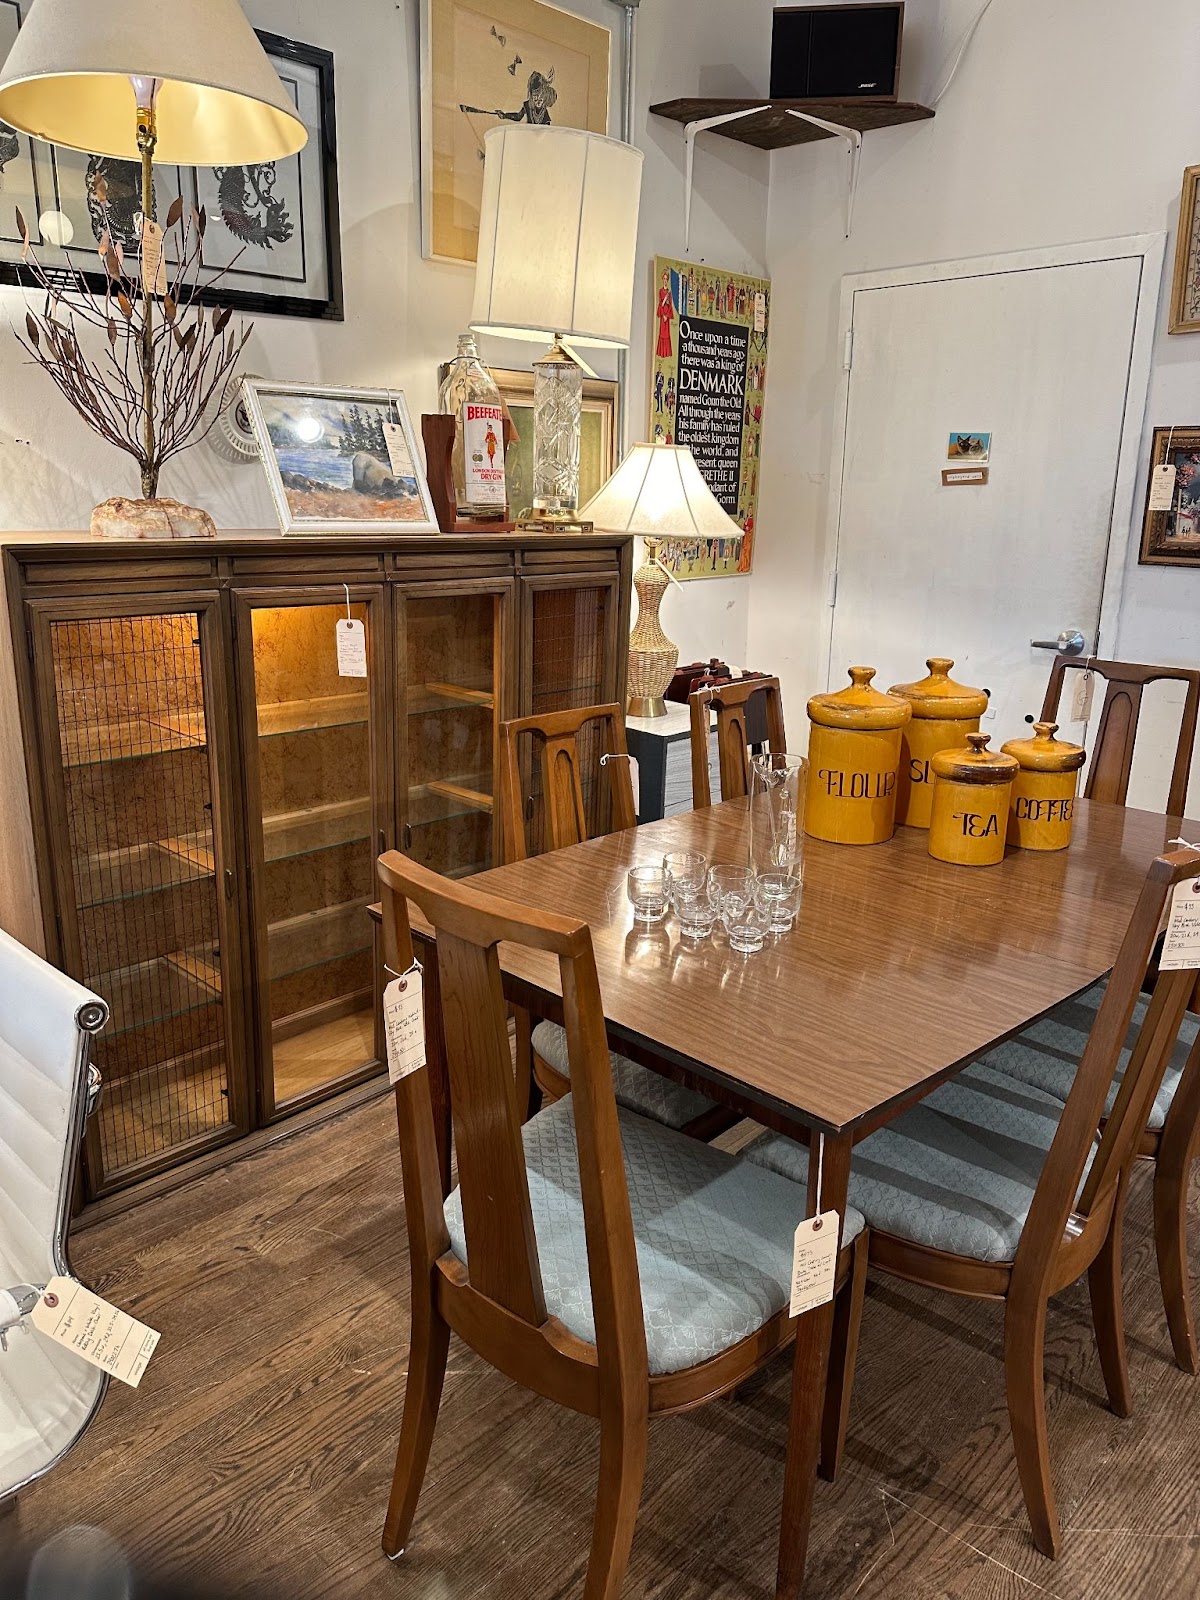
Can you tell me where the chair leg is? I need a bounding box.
[381,1301,452,1559]
[1088,1168,1133,1417]
[1003,1297,1060,1558]
[584,1406,648,1600]
[1154,1149,1199,1374]
[820,1228,868,1482]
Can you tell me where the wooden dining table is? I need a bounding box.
[398,795,1195,1597]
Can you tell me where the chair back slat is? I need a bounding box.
[1040,658,1200,816]
[499,704,636,863]
[1017,847,1200,1286]
[689,676,788,808]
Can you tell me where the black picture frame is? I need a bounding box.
[0,23,343,321]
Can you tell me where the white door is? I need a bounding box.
[825,240,1161,739]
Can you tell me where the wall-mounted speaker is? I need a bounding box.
[770,3,904,102]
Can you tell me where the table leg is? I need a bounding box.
[776,1131,853,1600]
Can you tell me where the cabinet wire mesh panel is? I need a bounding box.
[47,613,234,1192]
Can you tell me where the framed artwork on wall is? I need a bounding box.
[0,11,343,320]
[242,381,439,535]
[492,367,617,511]
[1169,165,1200,334]
[420,0,610,266]
[1139,426,1200,566]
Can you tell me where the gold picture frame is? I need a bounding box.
[492,367,618,512]
[420,0,610,266]
[1139,425,1200,567]
[1169,165,1200,334]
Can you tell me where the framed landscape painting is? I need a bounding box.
[243,382,439,535]
[421,0,610,265]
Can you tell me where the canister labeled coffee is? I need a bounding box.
[1002,722,1086,852]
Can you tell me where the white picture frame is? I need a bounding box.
[241,380,439,535]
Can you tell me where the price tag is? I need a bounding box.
[382,421,412,479]
[1159,876,1200,971]
[335,618,367,678]
[1148,463,1178,511]
[384,972,426,1084]
[1071,670,1094,722]
[754,291,767,333]
[628,754,640,815]
[790,1211,840,1317]
[31,1276,160,1388]
[140,218,167,296]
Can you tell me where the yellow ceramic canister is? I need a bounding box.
[928,733,1018,867]
[889,657,989,831]
[805,666,911,845]
[1001,722,1086,852]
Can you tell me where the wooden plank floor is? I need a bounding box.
[10,1093,1200,1598]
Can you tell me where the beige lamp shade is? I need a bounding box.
[581,443,745,541]
[0,0,307,165]
[471,125,643,348]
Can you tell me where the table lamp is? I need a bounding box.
[581,443,744,716]
[0,0,307,515]
[471,125,643,530]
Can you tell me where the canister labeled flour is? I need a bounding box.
[805,667,910,845]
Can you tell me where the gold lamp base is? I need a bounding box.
[627,538,678,722]
[627,693,668,718]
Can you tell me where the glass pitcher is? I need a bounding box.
[748,752,809,880]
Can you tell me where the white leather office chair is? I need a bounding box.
[0,927,108,1510]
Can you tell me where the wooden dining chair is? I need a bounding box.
[747,845,1200,1559]
[377,852,869,1596]
[1040,657,1200,816]
[689,676,788,809]
[499,704,731,1139]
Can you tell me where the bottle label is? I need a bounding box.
[462,402,506,505]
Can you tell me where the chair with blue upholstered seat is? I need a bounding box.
[747,845,1200,1561]
[376,852,869,1596]
[499,702,732,1139]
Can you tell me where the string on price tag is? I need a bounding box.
[789,1133,841,1317]
[336,584,368,678]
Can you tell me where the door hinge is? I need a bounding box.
[843,327,854,371]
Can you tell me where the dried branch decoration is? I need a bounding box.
[13,193,252,500]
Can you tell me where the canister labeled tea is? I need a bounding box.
[889,657,989,830]
[1001,722,1086,852]
[928,733,1018,867]
[805,666,911,845]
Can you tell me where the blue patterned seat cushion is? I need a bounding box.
[532,1020,717,1131]
[443,1096,866,1376]
[746,1064,1096,1264]
[968,981,1196,1133]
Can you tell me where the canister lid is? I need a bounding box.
[931,732,1019,785]
[888,657,989,721]
[1001,721,1087,773]
[807,665,912,731]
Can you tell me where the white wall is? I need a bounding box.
[0,0,774,667]
[755,0,1200,808]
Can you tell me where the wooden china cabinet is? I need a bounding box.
[2,531,631,1201]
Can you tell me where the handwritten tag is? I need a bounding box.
[754,291,767,334]
[628,754,640,815]
[1160,877,1200,971]
[384,973,426,1084]
[382,422,412,480]
[335,618,367,678]
[31,1276,159,1388]
[790,1211,840,1317]
[140,218,167,296]
[1071,670,1094,722]
[1149,463,1178,511]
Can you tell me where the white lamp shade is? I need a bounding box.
[471,125,643,349]
[0,0,307,165]
[580,444,745,541]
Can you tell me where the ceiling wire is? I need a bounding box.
[929,0,996,105]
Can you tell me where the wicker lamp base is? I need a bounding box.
[627,543,678,718]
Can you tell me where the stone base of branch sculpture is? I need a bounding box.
[90,497,218,540]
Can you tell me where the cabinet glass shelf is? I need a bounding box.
[73,834,217,908]
[93,947,222,1038]
[59,714,207,769]
[262,797,372,863]
[267,897,373,981]
[408,681,495,716]
[255,692,369,739]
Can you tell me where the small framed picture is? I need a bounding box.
[491,367,617,512]
[1170,166,1200,334]
[1139,426,1200,567]
[946,431,991,462]
[242,381,439,535]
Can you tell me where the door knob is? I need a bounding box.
[1030,629,1086,655]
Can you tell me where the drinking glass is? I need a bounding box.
[722,886,770,953]
[673,882,718,941]
[754,869,802,932]
[749,752,809,880]
[707,864,754,914]
[627,865,668,926]
[663,849,708,905]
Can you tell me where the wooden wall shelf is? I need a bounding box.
[649,96,933,150]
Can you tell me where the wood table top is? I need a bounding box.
[467,799,1194,1136]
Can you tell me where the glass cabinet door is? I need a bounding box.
[397,582,510,880]
[33,601,245,1196]
[237,594,385,1117]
